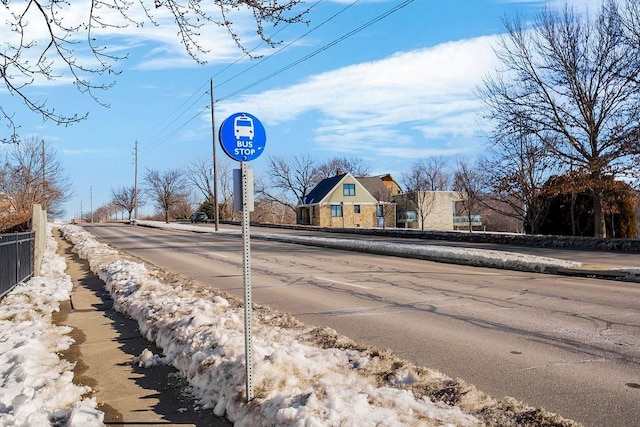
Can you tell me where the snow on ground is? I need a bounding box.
[144,220,584,272]
[148,221,640,279]
[0,225,104,426]
[1,223,581,426]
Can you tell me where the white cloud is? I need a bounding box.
[218,35,500,157]
[214,0,608,159]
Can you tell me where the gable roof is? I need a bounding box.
[299,173,348,205]
[299,173,397,206]
[355,176,392,202]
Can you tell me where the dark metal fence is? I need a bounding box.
[0,231,34,300]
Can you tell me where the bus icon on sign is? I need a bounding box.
[234,114,254,141]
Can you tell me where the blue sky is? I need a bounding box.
[0,0,599,219]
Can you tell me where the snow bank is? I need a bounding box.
[59,224,581,427]
[256,233,582,272]
[141,221,583,273]
[0,225,104,426]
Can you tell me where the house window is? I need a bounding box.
[405,210,417,221]
[343,183,355,196]
[354,204,360,214]
[376,204,384,217]
[331,204,343,217]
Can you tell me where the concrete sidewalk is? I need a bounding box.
[53,231,232,426]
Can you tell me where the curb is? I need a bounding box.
[552,266,640,283]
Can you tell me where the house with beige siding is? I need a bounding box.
[394,191,464,231]
[297,173,396,228]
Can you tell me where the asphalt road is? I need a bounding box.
[84,223,640,427]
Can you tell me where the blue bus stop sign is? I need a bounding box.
[219,112,266,162]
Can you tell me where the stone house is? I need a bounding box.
[297,173,397,228]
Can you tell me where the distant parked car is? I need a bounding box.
[190,212,208,223]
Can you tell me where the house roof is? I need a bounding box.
[355,176,392,202]
[299,173,348,205]
[299,173,396,206]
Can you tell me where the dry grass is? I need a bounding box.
[0,210,31,233]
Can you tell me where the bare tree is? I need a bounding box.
[217,162,236,221]
[143,168,188,223]
[1,1,307,141]
[258,155,320,215]
[618,0,640,59]
[184,157,235,219]
[618,0,640,185]
[0,136,71,222]
[169,197,195,221]
[453,159,484,232]
[258,155,373,218]
[110,186,142,220]
[401,158,450,230]
[482,131,556,234]
[315,157,371,180]
[252,198,296,224]
[423,157,451,191]
[92,202,116,223]
[480,2,640,237]
[184,158,215,205]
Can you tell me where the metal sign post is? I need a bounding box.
[240,160,254,401]
[219,112,265,402]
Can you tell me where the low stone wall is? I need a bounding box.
[244,222,640,253]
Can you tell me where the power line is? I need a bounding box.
[216,0,415,102]
[213,0,325,80]
[138,0,415,148]
[141,105,209,153]
[214,0,358,90]
[139,84,209,151]
[137,2,328,150]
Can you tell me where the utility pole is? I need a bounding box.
[134,141,139,220]
[41,139,46,211]
[80,200,83,222]
[210,79,219,231]
[90,186,93,223]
